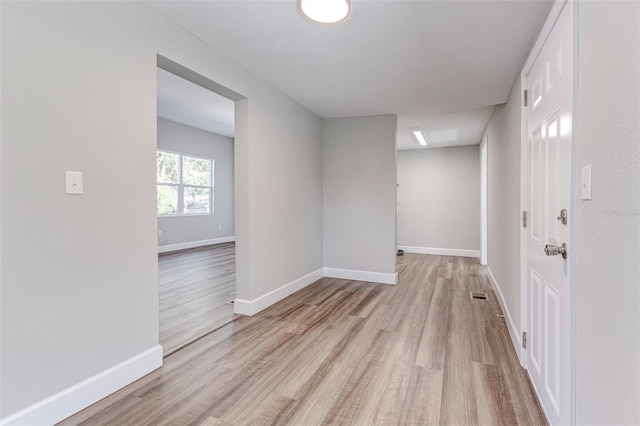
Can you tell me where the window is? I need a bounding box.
[157,150,213,216]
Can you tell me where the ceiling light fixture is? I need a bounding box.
[411,128,428,146]
[300,0,350,24]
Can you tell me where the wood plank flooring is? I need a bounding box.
[61,253,546,425]
[159,243,236,354]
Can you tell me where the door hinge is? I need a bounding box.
[522,332,527,349]
[522,211,527,228]
[523,89,528,107]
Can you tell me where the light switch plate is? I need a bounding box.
[581,165,592,200]
[65,171,83,195]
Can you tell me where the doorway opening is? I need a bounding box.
[480,134,488,265]
[156,56,245,356]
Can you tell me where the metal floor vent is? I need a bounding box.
[469,292,489,301]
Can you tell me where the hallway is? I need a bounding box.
[62,254,546,425]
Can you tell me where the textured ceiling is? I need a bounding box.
[149,0,552,149]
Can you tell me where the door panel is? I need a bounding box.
[544,280,560,412]
[547,41,563,92]
[531,127,543,243]
[530,269,542,375]
[547,112,561,246]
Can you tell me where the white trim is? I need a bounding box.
[569,0,580,418]
[234,267,398,316]
[158,236,235,253]
[323,267,397,285]
[519,61,529,374]
[480,135,489,266]
[398,246,480,258]
[521,0,568,75]
[487,267,524,365]
[1,345,163,426]
[234,268,324,316]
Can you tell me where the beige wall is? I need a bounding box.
[0,1,323,416]
[397,145,480,252]
[482,77,523,352]
[576,2,640,423]
[323,115,397,277]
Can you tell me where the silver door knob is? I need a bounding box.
[544,243,567,259]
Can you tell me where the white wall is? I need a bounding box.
[157,118,234,248]
[575,1,640,423]
[482,78,523,351]
[0,1,323,419]
[322,115,397,283]
[397,145,480,256]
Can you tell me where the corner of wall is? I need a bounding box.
[1,346,163,426]
[234,268,324,316]
[487,267,524,365]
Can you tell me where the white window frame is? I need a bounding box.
[157,149,214,217]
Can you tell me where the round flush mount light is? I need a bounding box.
[300,0,350,24]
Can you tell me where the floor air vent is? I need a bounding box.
[469,292,489,301]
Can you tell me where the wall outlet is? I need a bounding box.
[218,225,222,230]
[158,230,163,237]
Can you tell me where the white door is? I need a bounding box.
[524,1,573,425]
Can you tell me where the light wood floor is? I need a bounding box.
[61,253,546,425]
[159,243,236,354]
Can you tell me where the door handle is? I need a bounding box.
[544,243,567,259]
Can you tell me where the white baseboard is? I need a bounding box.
[234,266,398,316]
[398,246,480,258]
[234,268,324,316]
[158,236,235,253]
[487,267,523,364]
[323,267,397,285]
[1,345,163,426]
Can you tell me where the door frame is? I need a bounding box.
[156,55,248,352]
[519,0,578,422]
[480,134,488,266]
